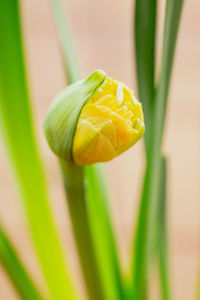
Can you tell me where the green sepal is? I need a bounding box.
[44,70,106,162]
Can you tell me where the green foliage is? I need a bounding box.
[49,0,81,83]
[157,157,171,300]
[132,0,184,299]
[84,165,124,300]
[134,0,157,150]
[60,160,106,300]
[0,0,186,299]
[0,1,77,299]
[0,226,43,300]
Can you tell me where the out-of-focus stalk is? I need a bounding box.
[49,0,80,83]
[157,157,171,300]
[0,226,43,300]
[84,165,124,300]
[0,1,77,299]
[132,0,184,298]
[134,0,157,151]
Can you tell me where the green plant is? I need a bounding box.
[0,0,190,300]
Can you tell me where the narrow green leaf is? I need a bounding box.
[132,0,184,298]
[49,0,81,83]
[157,157,171,300]
[152,0,185,140]
[84,164,124,300]
[48,1,124,299]
[0,1,77,299]
[0,226,43,300]
[134,0,157,150]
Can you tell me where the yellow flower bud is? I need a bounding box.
[44,70,145,165]
[73,77,145,165]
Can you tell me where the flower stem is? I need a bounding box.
[60,160,106,300]
[132,0,184,298]
[157,157,171,300]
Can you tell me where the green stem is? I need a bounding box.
[60,160,106,300]
[134,0,157,151]
[132,155,163,300]
[0,226,43,300]
[0,1,77,299]
[157,157,171,300]
[49,0,81,83]
[132,0,184,298]
[84,165,124,300]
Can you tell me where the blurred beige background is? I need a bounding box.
[0,0,200,299]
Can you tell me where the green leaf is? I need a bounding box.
[132,0,184,298]
[151,0,185,143]
[49,0,81,83]
[84,164,124,300]
[0,1,77,299]
[0,226,43,300]
[134,0,157,150]
[157,157,171,300]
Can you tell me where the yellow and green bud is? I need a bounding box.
[44,70,145,165]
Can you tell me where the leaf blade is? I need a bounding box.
[84,164,124,300]
[132,0,184,298]
[157,157,171,300]
[0,226,43,300]
[0,1,77,299]
[134,0,157,150]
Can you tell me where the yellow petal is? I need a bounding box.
[73,76,145,165]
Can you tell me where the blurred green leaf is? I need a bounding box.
[0,226,43,300]
[134,0,157,150]
[157,157,171,300]
[49,0,81,83]
[0,1,77,299]
[84,165,124,300]
[132,0,184,298]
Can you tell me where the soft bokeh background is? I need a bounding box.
[0,0,199,299]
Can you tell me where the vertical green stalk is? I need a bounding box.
[134,0,157,151]
[84,165,124,300]
[60,160,105,300]
[49,0,81,83]
[0,226,43,300]
[132,0,184,298]
[0,1,77,299]
[157,157,171,300]
[49,1,124,299]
